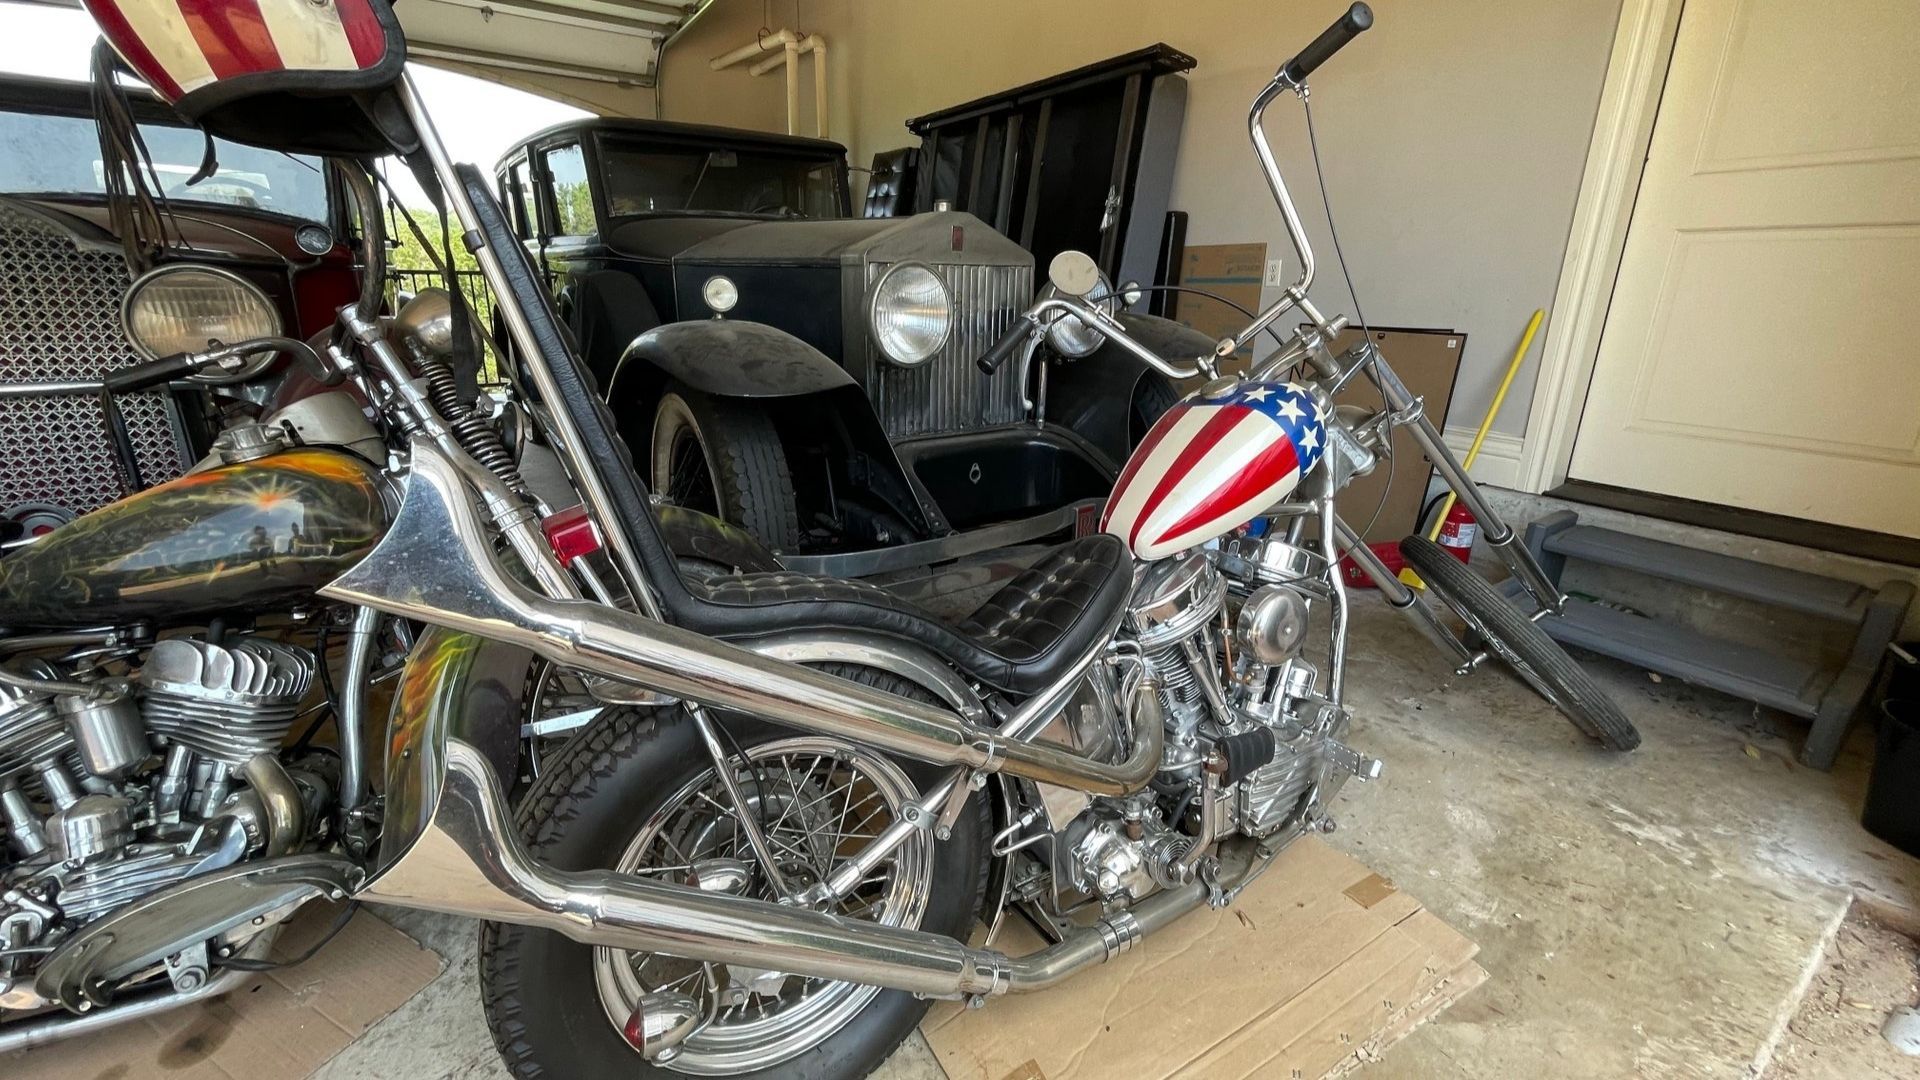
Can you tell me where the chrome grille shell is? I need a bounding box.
[0,201,189,517]
[863,260,1032,438]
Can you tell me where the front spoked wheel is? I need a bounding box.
[481,684,985,1080]
[1400,535,1641,751]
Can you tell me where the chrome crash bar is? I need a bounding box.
[320,440,1160,797]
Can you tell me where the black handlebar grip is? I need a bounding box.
[1281,2,1374,84]
[102,352,198,394]
[978,322,1031,374]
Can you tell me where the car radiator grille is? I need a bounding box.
[866,262,1032,438]
[0,203,187,519]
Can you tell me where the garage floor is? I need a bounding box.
[312,596,1920,1080]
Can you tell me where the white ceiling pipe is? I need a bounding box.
[709,27,797,71]
[748,34,828,139]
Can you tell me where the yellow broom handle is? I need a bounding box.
[1425,308,1544,541]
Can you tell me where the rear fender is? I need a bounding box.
[369,627,531,878]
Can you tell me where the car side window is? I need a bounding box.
[503,158,533,238]
[542,143,594,237]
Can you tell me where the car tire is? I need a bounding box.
[651,382,802,551]
[1130,371,1181,449]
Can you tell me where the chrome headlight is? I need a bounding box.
[1040,272,1116,359]
[868,262,952,367]
[122,265,282,379]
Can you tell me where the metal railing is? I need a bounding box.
[387,266,506,385]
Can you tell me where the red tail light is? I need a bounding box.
[541,505,603,568]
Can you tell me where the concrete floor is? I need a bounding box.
[313,595,1920,1080]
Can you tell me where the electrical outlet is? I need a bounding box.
[1264,258,1285,288]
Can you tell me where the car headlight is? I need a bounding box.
[868,262,952,367]
[1040,272,1116,359]
[122,265,282,378]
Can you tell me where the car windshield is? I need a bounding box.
[596,137,842,219]
[0,107,329,223]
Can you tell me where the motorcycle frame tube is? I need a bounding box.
[393,72,660,620]
[1331,516,1476,666]
[360,736,1255,999]
[324,441,1162,850]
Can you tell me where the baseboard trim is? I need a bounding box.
[1442,427,1524,490]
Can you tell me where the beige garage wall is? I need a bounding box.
[668,0,1624,441]
[458,0,1625,442]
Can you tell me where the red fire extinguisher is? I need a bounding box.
[1437,500,1477,564]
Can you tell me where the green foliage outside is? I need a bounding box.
[384,204,504,382]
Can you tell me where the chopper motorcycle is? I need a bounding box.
[0,2,1635,1076]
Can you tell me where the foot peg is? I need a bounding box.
[622,991,704,1062]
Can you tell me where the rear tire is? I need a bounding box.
[651,382,802,551]
[1399,535,1641,751]
[480,667,987,1080]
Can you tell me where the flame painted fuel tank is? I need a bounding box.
[1102,380,1326,561]
[0,449,387,628]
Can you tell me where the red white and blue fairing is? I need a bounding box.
[1102,381,1326,561]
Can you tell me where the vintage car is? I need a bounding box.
[495,117,1207,575]
[0,74,358,538]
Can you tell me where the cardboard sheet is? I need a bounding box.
[7,904,442,1080]
[1327,327,1466,543]
[924,838,1483,1080]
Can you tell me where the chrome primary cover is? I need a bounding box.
[0,201,189,519]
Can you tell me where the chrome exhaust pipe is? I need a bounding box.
[322,441,1158,796]
[362,739,1245,998]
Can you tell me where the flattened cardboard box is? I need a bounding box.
[8,904,442,1080]
[924,838,1484,1080]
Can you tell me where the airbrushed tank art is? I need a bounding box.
[0,449,388,627]
[1103,380,1327,560]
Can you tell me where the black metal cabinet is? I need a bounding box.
[906,44,1193,291]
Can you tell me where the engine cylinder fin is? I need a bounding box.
[138,638,315,766]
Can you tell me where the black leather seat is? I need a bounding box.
[862,147,919,218]
[454,165,1130,696]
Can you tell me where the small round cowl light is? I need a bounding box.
[122,266,281,365]
[702,275,739,315]
[868,263,952,367]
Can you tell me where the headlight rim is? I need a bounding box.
[1039,270,1118,359]
[867,260,953,368]
[119,263,283,383]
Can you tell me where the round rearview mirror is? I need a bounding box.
[1048,251,1103,298]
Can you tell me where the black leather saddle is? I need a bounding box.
[455,165,1131,696]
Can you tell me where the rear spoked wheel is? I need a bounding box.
[1399,535,1641,751]
[481,677,985,1080]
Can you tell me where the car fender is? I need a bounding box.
[608,320,857,400]
[1047,312,1212,463]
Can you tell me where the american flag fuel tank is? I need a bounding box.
[1102,381,1327,561]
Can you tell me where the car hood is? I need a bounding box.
[610,211,1031,268]
[10,195,316,264]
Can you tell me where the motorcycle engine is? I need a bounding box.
[1053,534,1376,908]
[0,635,324,1012]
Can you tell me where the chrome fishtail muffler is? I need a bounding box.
[321,441,1158,796]
[362,738,1248,998]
